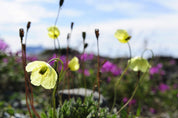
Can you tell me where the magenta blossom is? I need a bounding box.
[149,63,165,75]
[0,39,9,52]
[3,58,8,63]
[123,97,136,105]
[158,83,170,92]
[107,77,111,83]
[78,69,90,76]
[101,61,113,72]
[26,55,38,61]
[80,53,94,61]
[169,59,176,65]
[110,65,122,76]
[173,84,178,89]
[48,54,67,70]
[101,61,122,76]
[151,87,157,94]
[48,54,58,65]
[149,107,156,114]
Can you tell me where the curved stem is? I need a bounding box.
[111,65,129,111]
[117,69,149,114]
[111,41,132,111]
[141,48,154,59]
[50,58,64,118]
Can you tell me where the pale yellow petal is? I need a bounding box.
[26,61,47,72]
[41,64,57,89]
[68,57,80,71]
[30,69,43,86]
[48,26,60,39]
[128,57,151,73]
[114,29,130,43]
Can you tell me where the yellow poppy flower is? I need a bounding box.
[26,61,57,89]
[114,29,131,43]
[128,57,151,72]
[48,26,60,39]
[68,57,80,71]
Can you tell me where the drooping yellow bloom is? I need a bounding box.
[128,57,151,72]
[68,57,80,71]
[48,26,60,39]
[114,29,131,43]
[26,61,57,89]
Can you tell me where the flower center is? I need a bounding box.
[39,66,47,75]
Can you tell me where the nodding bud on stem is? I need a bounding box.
[95,29,99,40]
[71,22,74,30]
[84,43,88,49]
[82,32,86,41]
[27,21,31,31]
[67,33,70,40]
[19,28,24,41]
[59,0,64,7]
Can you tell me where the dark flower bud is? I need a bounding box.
[95,29,99,39]
[19,28,24,39]
[59,0,64,7]
[84,43,88,49]
[126,36,131,41]
[27,21,31,30]
[82,32,86,41]
[67,33,70,40]
[71,22,74,30]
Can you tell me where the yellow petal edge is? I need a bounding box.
[26,61,57,89]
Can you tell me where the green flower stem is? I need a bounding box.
[127,42,132,59]
[141,49,154,59]
[52,82,57,118]
[111,64,129,111]
[54,7,61,26]
[48,58,64,118]
[117,69,149,114]
[111,40,132,111]
[82,40,87,101]
[53,5,62,52]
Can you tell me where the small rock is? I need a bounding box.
[56,88,108,107]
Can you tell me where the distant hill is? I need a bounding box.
[26,46,45,55]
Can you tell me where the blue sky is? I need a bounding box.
[1,0,178,58]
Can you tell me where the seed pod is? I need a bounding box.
[59,0,64,7]
[82,32,86,41]
[95,29,99,39]
[19,28,24,39]
[71,22,74,30]
[67,33,70,40]
[84,43,88,49]
[27,21,31,30]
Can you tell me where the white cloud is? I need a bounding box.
[146,0,178,11]
[61,9,84,17]
[0,0,55,24]
[1,0,178,58]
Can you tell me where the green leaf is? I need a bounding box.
[6,108,15,116]
[41,112,47,118]
[136,104,141,116]
[120,109,127,118]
